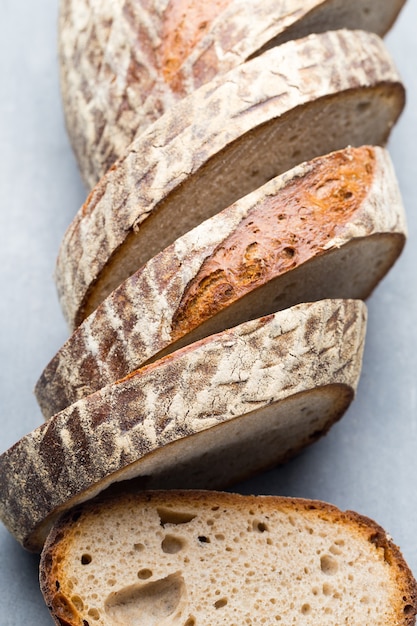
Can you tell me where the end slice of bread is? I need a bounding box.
[55,29,405,328]
[0,299,366,551]
[39,490,417,626]
[36,145,405,419]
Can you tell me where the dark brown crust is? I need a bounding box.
[1,300,366,551]
[40,491,417,626]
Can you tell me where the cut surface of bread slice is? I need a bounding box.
[37,146,405,419]
[39,490,417,626]
[55,29,405,329]
[59,0,406,186]
[0,299,366,551]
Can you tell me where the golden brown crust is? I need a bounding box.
[159,0,232,90]
[171,146,375,337]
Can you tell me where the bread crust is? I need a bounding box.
[55,29,405,329]
[1,299,366,551]
[39,490,417,626]
[59,0,406,186]
[36,146,405,419]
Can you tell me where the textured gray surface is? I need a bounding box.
[0,1,416,624]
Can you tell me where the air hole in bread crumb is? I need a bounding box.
[157,507,196,527]
[71,596,84,611]
[320,555,338,575]
[404,604,415,615]
[134,543,145,552]
[322,583,332,596]
[254,521,268,532]
[87,608,100,620]
[162,535,184,554]
[81,554,92,565]
[198,535,210,543]
[104,573,185,623]
[301,603,311,615]
[214,598,228,609]
[184,617,196,625]
[138,569,153,580]
[215,533,225,541]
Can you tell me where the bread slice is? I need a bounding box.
[0,299,366,551]
[39,490,417,626]
[59,0,406,186]
[36,146,405,419]
[55,29,405,329]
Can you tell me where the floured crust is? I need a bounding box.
[39,490,417,626]
[0,299,366,551]
[36,146,405,419]
[55,29,405,329]
[59,0,406,186]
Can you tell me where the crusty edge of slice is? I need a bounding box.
[1,299,366,551]
[36,145,405,419]
[55,29,405,328]
[39,490,417,626]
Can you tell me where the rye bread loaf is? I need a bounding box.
[59,0,406,187]
[36,145,405,419]
[39,490,417,626]
[0,299,366,551]
[55,29,405,329]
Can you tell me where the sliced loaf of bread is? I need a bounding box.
[0,299,366,551]
[39,490,417,626]
[59,0,406,186]
[36,145,405,419]
[55,29,405,328]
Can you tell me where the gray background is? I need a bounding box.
[0,1,416,623]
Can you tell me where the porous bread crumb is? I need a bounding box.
[40,491,417,626]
